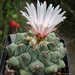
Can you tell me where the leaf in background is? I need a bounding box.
[0,30,2,36]
[4,3,11,10]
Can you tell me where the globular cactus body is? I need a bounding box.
[6,32,67,75]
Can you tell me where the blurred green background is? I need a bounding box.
[0,0,75,54]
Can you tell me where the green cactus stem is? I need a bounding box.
[6,32,67,75]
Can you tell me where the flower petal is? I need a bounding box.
[20,0,66,38]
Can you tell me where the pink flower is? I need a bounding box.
[20,0,66,39]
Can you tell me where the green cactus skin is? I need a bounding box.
[19,69,32,75]
[39,51,51,66]
[29,59,44,72]
[58,59,65,69]
[50,51,60,64]
[7,43,18,56]
[45,64,58,74]
[6,32,67,75]
[6,56,20,68]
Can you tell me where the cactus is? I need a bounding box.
[5,0,66,75]
[6,31,67,75]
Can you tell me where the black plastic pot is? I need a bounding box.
[0,34,70,75]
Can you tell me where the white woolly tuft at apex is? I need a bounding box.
[20,0,66,38]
